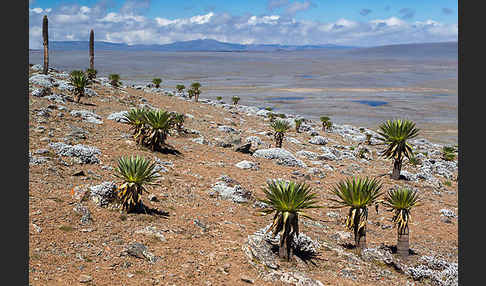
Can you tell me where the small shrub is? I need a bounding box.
[152,78,162,88]
[109,74,120,87]
[295,118,303,133]
[176,84,185,93]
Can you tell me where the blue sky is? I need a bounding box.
[28,0,458,48]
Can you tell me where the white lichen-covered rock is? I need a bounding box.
[255,223,320,255]
[191,137,209,145]
[210,181,252,203]
[320,147,339,161]
[45,93,67,103]
[332,124,367,142]
[218,125,238,134]
[285,137,302,144]
[440,209,457,218]
[85,88,98,97]
[31,64,43,71]
[31,87,51,97]
[107,111,129,123]
[56,80,74,92]
[253,148,306,168]
[256,109,271,117]
[406,256,458,286]
[48,142,101,164]
[89,181,116,207]
[309,136,328,145]
[70,110,103,124]
[245,136,263,146]
[29,152,49,165]
[296,150,319,160]
[235,160,259,170]
[29,74,54,88]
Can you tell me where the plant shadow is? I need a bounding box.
[380,244,419,256]
[269,243,322,266]
[130,204,170,218]
[340,242,356,250]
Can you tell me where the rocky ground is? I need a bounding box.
[29,64,458,285]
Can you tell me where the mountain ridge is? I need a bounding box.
[44,38,358,52]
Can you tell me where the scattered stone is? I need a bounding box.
[296,150,319,160]
[194,218,208,232]
[326,212,339,219]
[84,88,98,97]
[309,136,328,145]
[406,256,458,286]
[361,247,404,273]
[31,87,51,97]
[240,276,255,284]
[32,223,42,233]
[245,136,263,146]
[210,181,252,203]
[235,160,259,170]
[29,74,54,88]
[89,181,117,207]
[253,148,306,168]
[125,242,157,263]
[218,125,238,134]
[70,110,103,124]
[73,203,92,225]
[192,137,209,145]
[285,137,302,144]
[29,154,48,166]
[107,111,129,123]
[49,142,101,164]
[264,270,324,286]
[68,126,89,140]
[331,231,352,241]
[135,226,167,242]
[440,209,456,218]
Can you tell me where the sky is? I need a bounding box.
[28,0,458,49]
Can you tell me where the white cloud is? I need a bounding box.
[30,8,43,14]
[190,12,214,24]
[370,17,406,28]
[28,3,458,49]
[285,1,313,15]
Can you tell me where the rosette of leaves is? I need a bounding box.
[271,119,291,148]
[69,70,88,103]
[152,78,162,88]
[441,146,456,161]
[232,96,240,105]
[124,108,149,145]
[377,119,419,180]
[382,188,421,258]
[329,176,383,253]
[320,116,331,131]
[143,109,174,151]
[295,118,303,133]
[114,156,160,213]
[109,74,120,87]
[257,180,323,260]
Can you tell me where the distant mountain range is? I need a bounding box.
[45,39,357,52]
[35,39,457,59]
